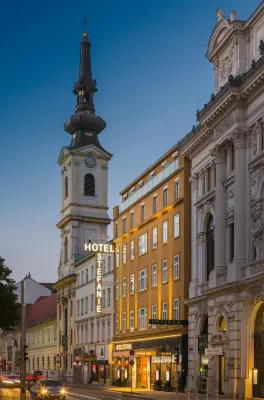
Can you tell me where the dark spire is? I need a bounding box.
[64,20,106,150]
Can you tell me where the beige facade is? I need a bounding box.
[112,146,191,390]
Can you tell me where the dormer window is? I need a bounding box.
[172,151,179,159]
[161,160,169,168]
[123,194,128,200]
[148,171,155,181]
[138,180,144,188]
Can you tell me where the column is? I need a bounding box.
[56,295,60,362]
[189,173,199,298]
[256,121,262,155]
[225,144,232,174]
[232,130,247,271]
[67,296,71,373]
[213,145,226,270]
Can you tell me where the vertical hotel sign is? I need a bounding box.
[84,242,115,314]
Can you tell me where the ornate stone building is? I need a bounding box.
[179,3,264,399]
[53,26,112,382]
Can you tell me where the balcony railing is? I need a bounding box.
[241,259,264,279]
[119,159,179,214]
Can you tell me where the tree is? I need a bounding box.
[0,257,19,331]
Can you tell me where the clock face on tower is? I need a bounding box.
[84,153,96,168]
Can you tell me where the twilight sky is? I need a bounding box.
[0,0,260,283]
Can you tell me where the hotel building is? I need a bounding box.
[112,146,191,390]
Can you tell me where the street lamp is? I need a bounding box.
[253,368,258,385]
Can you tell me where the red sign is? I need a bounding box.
[129,360,134,366]
[129,350,135,356]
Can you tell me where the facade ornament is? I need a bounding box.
[259,40,264,56]
[210,328,228,344]
[101,164,108,170]
[215,113,234,134]
[197,232,206,246]
[252,125,257,155]
[216,9,226,22]
[231,129,247,147]
[246,284,264,303]
[252,211,264,260]
[74,160,80,165]
[197,301,208,317]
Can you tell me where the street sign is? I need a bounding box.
[129,360,135,366]
[148,319,188,326]
[205,347,223,356]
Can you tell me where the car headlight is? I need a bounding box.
[60,388,66,394]
[2,380,13,384]
[41,388,48,393]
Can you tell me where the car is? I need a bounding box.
[38,379,67,399]
[0,374,21,388]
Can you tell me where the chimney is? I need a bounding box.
[230,10,237,22]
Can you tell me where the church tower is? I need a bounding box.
[54,25,112,376]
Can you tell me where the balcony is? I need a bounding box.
[241,259,264,280]
[119,159,179,214]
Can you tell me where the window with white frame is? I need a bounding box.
[91,324,94,342]
[122,277,127,297]
[91,265,95,280]
[81,271,84,284]
[108,256,111,272]
[175,179,180,200]
[138,269,147,291]
[141,204,145,222]
[130,240,135,260]
[102,321,105,341]
[107,288,111,306]
[102,259,106,275]
[153,195,157,214]
[152,265,157,287]
[163,188,168,207]
[107,320,111,340]
[138,308,147,330]
[122,312,126,332]
[139,233,148,255]
[152,304,157,327]
[152,227,157,248]
[162,221,168,243]
[173,255,179,279]
[77,300,80,316]
[77,273,80,286]
[162,260,168,283]
[130,310,134,331]
[173,299,179,320]
[115,280,119,299]
[123,245,127,264]
[162,302,168,319]
[130,211,134,229]
[85,296,88,313]
[174,214,180,238]
[91,294,94,311]
[123,217,127,234]
[116,248,120,267]
[115,314,119,334]
[130,274,134,294]
[115,222,118,238]
[102,290,105,308]
[86,268,88,282]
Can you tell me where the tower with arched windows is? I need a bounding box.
[53,26,112,378]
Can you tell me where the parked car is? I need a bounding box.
[38,380,67,399]
[0,374,20,388]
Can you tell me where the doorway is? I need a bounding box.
[219,356,225,395]
[137,356,148,388]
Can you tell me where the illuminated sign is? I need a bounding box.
[148,319,188,326]
[84,242,115,314]
[116,344,132,351]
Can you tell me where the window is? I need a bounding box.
[152,227,157,248]
[174,214,180,238]
[81,298,84,314]
[107,288,111,306]
[123,245,127,264]
[102,259,106,275]
[139,233,148,255]
[64,176,68,199]
[173,299,179,320]
[91,294,94,311]
[130,240,135,260]
[122,312,126,332]
[81,271,84,285]
[208,167,212,191]
[115,222,118,238]
[130,311,134,331]
[162,260,168,283]
[262,122,264,152]
[153,196,157,214]
[42,329,44,344]
[173,255,179,279]
[162,302,168,319]
[115,280,119,299]
[152,304,157,327]
[77,300,80,316]
[163,188,168,207]
[138,308,147,330]
[230,223,234,262]
[102,322,105,341]
[130,211,134,229]
[141,204,145,222]
[85,297,88,313]
[108,256,111,272]
[84,174,95,196]
[77,273,80,287]
[91,265,95,280]
[70,300,73,315]
[122,277,127,297]
[97,321,100,341]
[130,274,135,294]
[206,215,214,281]
[175,179,179,200]
[162,221,168,243]
[86,268,88,282]
[138,269,147,291]
[107,321,111,340]
[91,324,94,342]
[116,248,120,267]
[231,144,235,171]
[123,217,126,234]
[102,290,105,308]
[64,237,68,263]
[115,315,119,334]
[152,265,157,287]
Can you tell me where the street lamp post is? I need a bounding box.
[20,279,27,400]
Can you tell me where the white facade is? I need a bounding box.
[15,275,51,304]
[75,251,114,383]
[179,4,264,399]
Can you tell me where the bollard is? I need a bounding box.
[188,387,191,400]
[196,388,199,400]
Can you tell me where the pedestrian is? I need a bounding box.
[29,374,40,400]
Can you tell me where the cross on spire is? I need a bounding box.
[83,16,88,33]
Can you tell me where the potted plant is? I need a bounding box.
[121,378,128,386]
[153,380,162,391]
[114,377,121,386]
[162,380,172,392]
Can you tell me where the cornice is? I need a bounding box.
[61,202,109,214]
[57,214,111,229]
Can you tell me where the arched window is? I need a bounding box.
[84,174,95,196]
[219,317,226,332]
[206,215,214,281]
[64,237,68,263]
[64,176,68,199]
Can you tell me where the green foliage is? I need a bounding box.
[0,257,19,331]
[162,380,171,387]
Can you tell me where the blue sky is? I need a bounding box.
[0,0,261,283]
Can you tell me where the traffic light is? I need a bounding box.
[24,345,29,362]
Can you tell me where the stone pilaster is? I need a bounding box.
[189,173,199,298]
[256,121,262,155]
